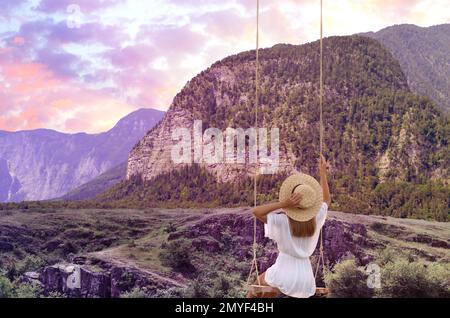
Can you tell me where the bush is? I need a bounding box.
[185,277,210,298]
[46,291,65,298]
[121,287,150,298]
[324,259,374,298]
[377,260,450,298]
[13,282,42,298]
[15,256,45,277]
[61,242,78,256]
[376,247,400,266]
[0,276,14,298]
[152,287,186,298]
[426,263,450,298]
[164,223,177,233]
[159,241,196,274]
[369,222,385,232]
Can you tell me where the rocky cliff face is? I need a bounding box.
[126,36,447,188]
[30,262,183,298]
[0,108,164,202]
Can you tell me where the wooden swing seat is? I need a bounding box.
[245,284,276,293]
[315,287,329,296]
[245,284,329,297]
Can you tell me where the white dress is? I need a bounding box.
[264,203,328,298]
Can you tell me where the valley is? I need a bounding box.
[0,207,448,297]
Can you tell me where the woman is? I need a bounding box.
[248,155,331,298]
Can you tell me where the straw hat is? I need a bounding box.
[279,173,323,222]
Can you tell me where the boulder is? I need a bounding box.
[40,265,65,294]
[21,271,43,287]
[80,267,111,298]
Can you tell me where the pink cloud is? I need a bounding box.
[12,36,25,46]
[0,60,136,133]
[1,0,447,134]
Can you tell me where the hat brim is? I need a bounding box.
[279,173,323,222]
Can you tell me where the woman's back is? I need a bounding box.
[265,202,328,256]
[263,202,328,298]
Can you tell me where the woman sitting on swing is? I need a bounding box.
[248,155,331,298]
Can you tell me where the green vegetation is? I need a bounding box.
[366,24,450,112]
[152,272,242,298]
[1,206,447,298]
[325,248,450,298]
[159,240,196,275]
[121,287,151,298]
[367,181,449,221]
[0,276,14,298]
[324,260,374,298]
[0,275,43,298]
[379,260,449,297]
[0,208,168,274]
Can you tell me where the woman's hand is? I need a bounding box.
[319,154,331,206]
[281,193,302,208]
[319,154,327,176]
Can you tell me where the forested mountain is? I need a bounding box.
[364,24,450,112]
[92,35,449,221]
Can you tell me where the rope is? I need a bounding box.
[246,0,261,288]
[247,0,327,290]
[319,0,323,157]
[314,0,326,282]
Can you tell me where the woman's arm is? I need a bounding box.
[252,193,302,223]
[319,154,331,206]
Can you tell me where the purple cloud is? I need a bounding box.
[37,0,123,13]
[105,44,157,69]
[48,21,126,46]
[37,50,83,78]
[138,24,206,59]
[197,8,250,40]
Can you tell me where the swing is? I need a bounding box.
[245,0,329,297]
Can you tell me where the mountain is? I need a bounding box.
[59,162,127,201]
[0,108,164,202]
[104,35,448,220]
[364,24,450,112]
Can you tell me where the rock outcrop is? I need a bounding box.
[168,211,378,284]
[37,262,181,298]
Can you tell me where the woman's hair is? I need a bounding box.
[288,217,316,237]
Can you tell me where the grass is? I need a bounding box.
[1,207,449,298]
[0,208,186,270]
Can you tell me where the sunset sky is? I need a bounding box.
[0,0,449,133]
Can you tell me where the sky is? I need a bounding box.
[0,0,449,133]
